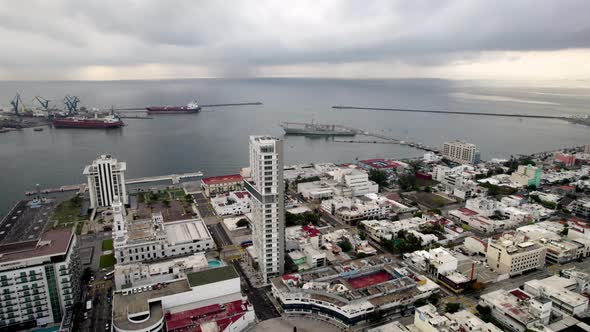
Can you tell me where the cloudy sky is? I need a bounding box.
[0,0,589,81]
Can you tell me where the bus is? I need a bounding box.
[104,271,115,280]
[86,300,92,311]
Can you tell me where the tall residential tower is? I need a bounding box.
[245,136,285,283]
[83,154,127,209]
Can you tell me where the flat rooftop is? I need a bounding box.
[166,220,212,245]
[186,265,239,288]
[0,229,73,265]
[166,299,249,331]
[0,200,55,245]
[135,198,195,223]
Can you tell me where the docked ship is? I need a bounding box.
[53,114,124,129]
[145,101,201,114]
[281,122,356,136]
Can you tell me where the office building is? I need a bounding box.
[510,165,542,188]
[479,289,551,332]
[486,233,546,276]
[571,199,590,219]
[244,135,285,284]
[524,276,589,316]
[112,198,215,265]
[83,154,128,209]
[333,167,379,196]
[442,140,480,164]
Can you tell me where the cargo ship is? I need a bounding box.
[53,114,124,129]
[281,122,356,136]
[145,101,201,114]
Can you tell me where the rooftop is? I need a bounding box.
[186,265,239,288]
[166,299,250,331]
[0,200,56,245]
[202,174,243,185]
[0,229,73,265]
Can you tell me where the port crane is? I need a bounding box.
[63,95,80,115]
[10,93,23,115]
[33,96,50,110]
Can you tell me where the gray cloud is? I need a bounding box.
[0,0,588,79]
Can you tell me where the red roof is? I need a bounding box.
[458,208,478,216]
[347,271,392,289]
[302,225,321,237]
[166,299,249,332]
[202,174,242,185]
[510,289,530,300]
[233,191,250,199]
[470,236,488,248]
[359,158,402,169]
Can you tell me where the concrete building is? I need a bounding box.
[464,236,488,255]
[442,140,480,164]
[321,196,390,224]
[510,165,542,188]
[114,253,211,290]
[585,144,590,154]
[83,154,127,209]
[271,255,418,327]
[413,304,502,332]
[211,191,251,216]
[571,199,590,219]
[449,208,505,233]
[541,239,584,264]
[113,265,255,332]
[297,179,350,200]
[333,167,379,196]
[479,289,551,332]
[486,233,546,276]
[244,135,285,284]
[112,198,215,265]
[554,152,577,167]
[200,174,243,197]
[524,276,589,316]
[0,229,81,330]
[561,268,590,294]
[361,217,430,243]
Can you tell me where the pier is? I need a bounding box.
[25,171,204,196]
[111,102,263,112]
[332,105,568,120]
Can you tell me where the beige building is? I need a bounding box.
[486,233,546,276]
[442,140,480,164]
[510,165,542,188]
[585,144,590,154]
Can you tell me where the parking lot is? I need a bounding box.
[193,192,216,218]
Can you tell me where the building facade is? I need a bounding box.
[83,154,128,209]
[0,230,81,330]
[200,174,243,197]
[486,234,546,276]
[245,136,285,283]
[510,165,542,188]
[442,140,480,164]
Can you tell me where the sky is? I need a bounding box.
[0,0,589,81]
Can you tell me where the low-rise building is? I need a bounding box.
[413,304,503,332]
[466,197,503,217]
[561,268,590,294]
[524,276,589,316]
[271,255,418,327]
[113,265,255,332]
[210,191,251,216]
[361,217,429,243]
[486,233,546,276]
[333,167,379,196]
[541,239,583,264]
[200,174,243,197]
[449,208,504,233]
[571,199,590,219]
[321,196,390,224]
[554,152,577,167]
[464,236,488,255]
[479,289,551,332]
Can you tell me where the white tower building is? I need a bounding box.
[112,196,127,237]
[83,154,127,209]
[245,136,285,283]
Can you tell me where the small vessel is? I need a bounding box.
[33,127,43,132]
[53,114,124,129]
[146,101,201,114]
[281,121,356,136]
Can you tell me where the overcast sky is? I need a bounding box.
[0,0,589,81]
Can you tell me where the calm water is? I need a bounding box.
[1,78,589,214]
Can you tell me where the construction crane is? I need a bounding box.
[63,95,80,115]
[33,96,50,110]
[10,93,23,115]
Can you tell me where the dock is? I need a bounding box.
[332,105,568,120]
[112,102,262,112]
[330,125,439,152]
[25,171,204,196]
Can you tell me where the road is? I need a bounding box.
[209,222,233,247]
[192,192,216,218]
[232,261,280,321]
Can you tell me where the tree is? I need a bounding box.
[445,303,461,313]
[367,310,384,323]
[399,173,417,191]
[561,226,569,236]
[424,186,432,193]
[527,184,537,190]
[427,293,441,305]
[359,230,367,241]
[369,169,389,188]
[236,218,249,228]
[338,238,353,252]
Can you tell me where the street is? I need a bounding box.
[232,261,280,321]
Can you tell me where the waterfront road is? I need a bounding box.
[232,261,280,321]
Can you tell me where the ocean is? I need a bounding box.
[0,78,589,214]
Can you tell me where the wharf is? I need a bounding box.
[25,171,203,196]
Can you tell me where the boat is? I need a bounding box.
[146,101,201,114]
[33,127,43,132]
[281,122,356,136]
[53,114,124,129]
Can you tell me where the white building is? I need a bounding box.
[510,165,541,188]
[479,289,551,332]
[321,196,391,224]
[114,253,210,290]
[200,174,243,197]
[525,276,589,316]
[211,191,251,216]
[448,208,505,233]
[0,229,81,329]
[333,167,379,196]
[361,217,430,243]
[413,304,503,332]
[486,233,546,276]
[245,135,285,283]
[113,266,256,332]
[442,140,480,164]
[571,199,590,219]
[464,236,488,255]
[112,198,215,265]
[83,154,128,209]
[465,197,502,217]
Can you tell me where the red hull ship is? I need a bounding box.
[146,101,201,114]
[53,115,124,129]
